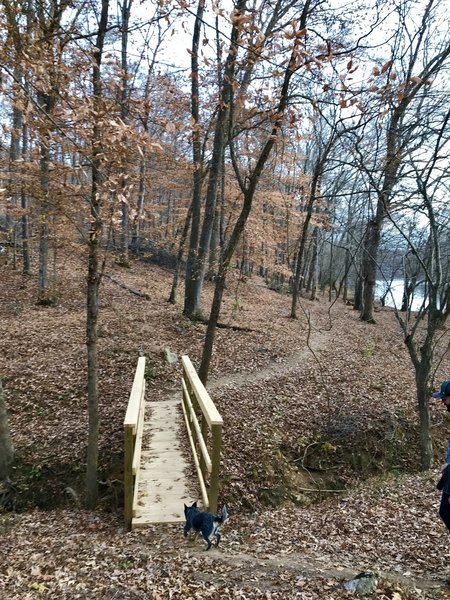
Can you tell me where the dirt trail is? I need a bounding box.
[207,328,330,392]
[163,538,449,597]
[187,544,447,597]
[167,328,329,405]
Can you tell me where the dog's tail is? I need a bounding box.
[215,504,229,524]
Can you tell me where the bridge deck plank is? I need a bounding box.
[132,399,197,528]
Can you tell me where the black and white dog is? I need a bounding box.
[183,501,228,550]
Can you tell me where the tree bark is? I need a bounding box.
[416,371,433,469]
[85,0,109,510]
[37,118,51,303]
[169,204,192,304]
[199,187,254,383]
[353,274,363,311]
[360,210,383,323]
[307,227,319,300]
[131,155,145,255]
[0,380,14,480]
[119,0,133,267]
[21,108,31,275]
[183,0,206,318]
[7,70,23,270]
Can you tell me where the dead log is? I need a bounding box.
[195,317,254,332]
[103,273,150,300]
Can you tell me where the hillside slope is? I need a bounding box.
[1,257,450,598]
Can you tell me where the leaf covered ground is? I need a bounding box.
[1,255,450,599]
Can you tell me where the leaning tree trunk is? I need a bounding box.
[199,0,310,382]
[0,380,14,480]
[291,196,315,318]
[199,188,253,384]
[342,196,354,304]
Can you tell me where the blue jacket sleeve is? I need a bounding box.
[446,439,450,464]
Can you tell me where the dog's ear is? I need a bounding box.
[192,501,197,508]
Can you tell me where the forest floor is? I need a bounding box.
[1,253,450,599]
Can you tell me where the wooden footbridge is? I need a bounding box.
[123,355,223,530]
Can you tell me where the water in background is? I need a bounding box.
[375,279,425,311]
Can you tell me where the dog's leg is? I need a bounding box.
[201,531,212,550]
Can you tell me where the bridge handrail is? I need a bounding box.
[181,355,223,514]
[181,378,212,473]
[123,356,146,530]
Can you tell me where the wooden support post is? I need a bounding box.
[209,423,222,514]
[124,425,134,530]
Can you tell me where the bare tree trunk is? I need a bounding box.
[21,111,31,275]
[184,100,228,317]
[119,0,133,267]
[403,325,435,469]
[307,227,319,300]
[131,156,145,254]
[360,208,383,323]
[199,188,253,384]
[183,0,206,318]
[85,0,109,510]
[7,71,22,270]
[3,0,33,275]
[0,380,14,480]
[131,35,162,255]
[37,127,51,303]
[416,376,433,469]
[354,274,363,311]
[291,170,321,317]
[184,0,294,318]
[208,206,221,277]
[342,199,354,303]
[169,204,192,304]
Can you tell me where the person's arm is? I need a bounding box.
[440,438,450,471]
[445,439,450,470]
